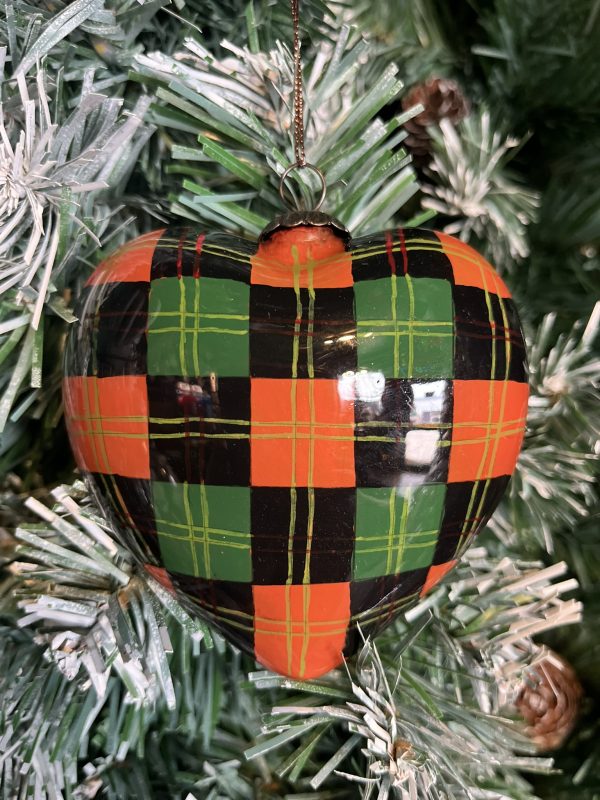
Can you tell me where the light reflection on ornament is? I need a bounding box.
[410,380,446,424]
[324,333,356,346]
[337,369,386,402]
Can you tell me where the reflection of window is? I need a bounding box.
[174,378,216,416]
[405,429,440,467]
[410,380,446,425]
[337,370,386,402]
[176,381,204,398]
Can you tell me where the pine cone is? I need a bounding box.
[516,652,583,751]
[401,77,470,164]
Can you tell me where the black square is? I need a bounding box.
[249,285,298,378]
[311,288,358,378]
[453,284,496,380]
[404,229,454,281]
[462,293,528,383]
[147,376,250,485]
[345,568,428,652]
[453,288,526,382]
[92,281,148,377]
[351,232,395,282]
[504,299,528,383]
[151,228,253,283]
[112,475,158,540]
[249,286,357,378]
[434,476,510,564]
[251,488,355,584]
[171,575,255,654]
[354,379,452,487]
[196,231,254,283]
[491,294,508,378]
[351,229,454,283]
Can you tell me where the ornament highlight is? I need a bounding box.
[63,220,528,679]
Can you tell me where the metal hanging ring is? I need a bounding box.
[279,162,327,212]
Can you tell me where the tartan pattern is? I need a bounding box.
[354,275,454,378]
[147,276,249,377]
[354,484,446,579]
[152,482,252,581]
[63,225,529,680]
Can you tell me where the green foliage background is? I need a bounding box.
[0,0,598,797]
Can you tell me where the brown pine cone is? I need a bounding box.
[401,77,470,163]
[516,652,583,751]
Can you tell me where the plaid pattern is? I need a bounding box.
[63,224,529,680]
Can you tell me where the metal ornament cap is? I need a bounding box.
[259,210,351,243]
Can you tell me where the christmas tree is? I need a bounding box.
[0,0,599,797]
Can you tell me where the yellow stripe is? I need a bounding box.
[150,327,247,335]
[76,428,524,445]
[356,319,453,328]
[390,268,399,377]
[72,413,526,431]
[178,277,187,376]
[192,274,200,376]
[285,243,303,675]
[385,489,396,575]
[405,274,416,377]
[300,247,317,677]
[467,289,515,554]
[149,311,250,320]
[183,482,200,577]
[198,482,212,579]
[394,489,411,575]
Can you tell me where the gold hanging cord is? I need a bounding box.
[279,0,327,211]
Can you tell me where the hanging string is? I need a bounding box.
[291,0,306,166]
[278,0,326,212]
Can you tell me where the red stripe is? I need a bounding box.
[176,231,186,280]
[385,230,396,276]
[398,228,408,275]
[194,233,205,279]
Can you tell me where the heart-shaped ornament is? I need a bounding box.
[63,215,528,679]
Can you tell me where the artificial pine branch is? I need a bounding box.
[421,109,540,271]
[492,304,600,558]
[12,485,211,703]
[0,2,597,799]
[133,28,429,235]
[347,0,458,86]
[473,0,600,124]
[247,546,581,799]
[0,42,154,432]
[0,484,582,798]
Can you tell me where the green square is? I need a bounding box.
[157,537,194,575]
[354,276,454,379]
[152,482,251,582]
[411,330,454,378]
[354,277,409,323]
[411,278,454,378]
[407,483,447,534]
[412,278,453,321]
[355,333,407,376]
[353,484,446,580]
[147,276,249,376]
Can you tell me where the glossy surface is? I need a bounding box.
[63,224,529,679]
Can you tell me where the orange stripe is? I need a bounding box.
[436,230,512,298]
[86,229,165,285]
